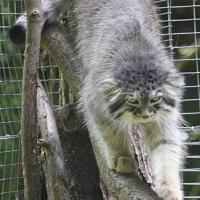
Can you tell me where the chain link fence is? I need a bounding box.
[0,0,200,199]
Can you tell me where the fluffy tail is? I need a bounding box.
[8,13,27,48]
[8,0,73,48]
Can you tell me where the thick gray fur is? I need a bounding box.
[8,1,186,199]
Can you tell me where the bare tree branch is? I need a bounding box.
[41,23,103,199]
[129,124,156,191]
[20,0,41,199]
[37,78,70,200]
[100,177,109,200]
[40,22,83,105]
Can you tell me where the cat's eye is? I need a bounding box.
[127,98,140,105]
[150,96,162,103]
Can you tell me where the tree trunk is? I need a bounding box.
[20,0,42,199]
[54,104,103,199]
[40,22,103,199]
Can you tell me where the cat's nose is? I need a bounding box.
[141,109,150,119]
[142,116,149,119]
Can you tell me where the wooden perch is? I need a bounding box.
[20,0,41,199]
[37,78,70,200]
[129,124,156,191]
[40,21,160,199]
[40,21,83,105]
[91,134,159,200]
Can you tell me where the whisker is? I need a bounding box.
[121,92,134,95]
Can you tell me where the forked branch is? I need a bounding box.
[37,78,70,200]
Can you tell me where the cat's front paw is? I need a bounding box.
[158,183,183,200]
[108,156,137,173]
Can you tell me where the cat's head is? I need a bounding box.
[100,71,184,124]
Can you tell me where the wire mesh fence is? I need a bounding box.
[0,0,200,199]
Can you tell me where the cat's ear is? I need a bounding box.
[100,79,120,100]
[166,73,185,87]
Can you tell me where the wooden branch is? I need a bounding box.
[129,124,156,191]
[37,139,50,148]
[100,177,109,200]
[40,22,83,105]
[41,23,103,199]
[40,22,160,199]
[20,0,41,199]
[90,134,159,200]
[54,104,103,199]
[37,78,70,200]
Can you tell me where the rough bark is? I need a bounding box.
[37,78,70,200]
[40,23,103,199]
[40,22,160,199]
[54,104,103,199]
[129,125,156,191]
[40,22,83,105]
[20,0,42,199]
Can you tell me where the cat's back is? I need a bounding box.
[75,0,160,38]
[74,0,162,73]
